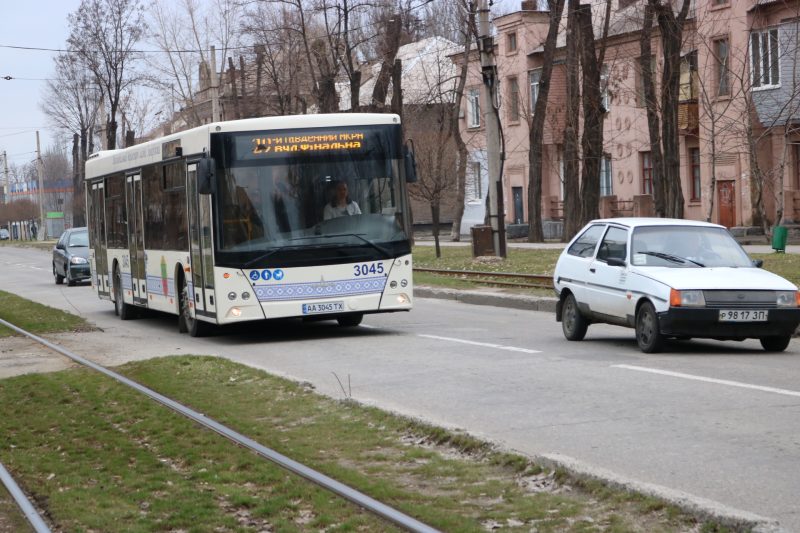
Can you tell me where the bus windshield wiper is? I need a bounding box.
[640,251,704,267]
[290,233,392,258]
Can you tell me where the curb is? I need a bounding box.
[415,286,559,313]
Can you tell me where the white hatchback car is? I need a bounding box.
[553,218,800,353]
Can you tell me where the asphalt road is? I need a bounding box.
[1,245,799,531]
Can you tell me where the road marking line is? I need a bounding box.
[613,364,800,398]
[418,334,541,354]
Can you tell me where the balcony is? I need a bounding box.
[678,99,699,134]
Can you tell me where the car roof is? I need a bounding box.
[589,217,725,230]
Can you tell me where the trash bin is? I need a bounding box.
[471,225,495,257]
[772,225,788,253]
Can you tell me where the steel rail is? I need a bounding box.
[414,267,553,288]
[0,461,51,533]
[0,318,439,533]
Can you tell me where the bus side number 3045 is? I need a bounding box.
[354,262,385,276]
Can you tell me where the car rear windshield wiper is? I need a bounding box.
[639,251,704,267]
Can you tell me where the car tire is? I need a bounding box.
[54,264,64,285]
[66,268,76,287]
[760,336,791,352]
[337,314,363,327]
[561,293,588,341]
[636,301,664,353]
[114,269,136,320]
[180,276,211,337]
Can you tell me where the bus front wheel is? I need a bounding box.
[180,276,211,337]
[337,314,363,327]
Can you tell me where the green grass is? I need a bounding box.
[0,290,93,337]
[0,484,34,533]
[0,356,742,532]
[413,245,800,290]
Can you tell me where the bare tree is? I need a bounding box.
[562,0,582,240]
[40,53,100,226]
[68,0,146,150]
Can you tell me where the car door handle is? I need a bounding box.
[589,267,596,273]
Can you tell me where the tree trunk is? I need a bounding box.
[228,57,242,119]
[350,70,362,112]
[562,0,582,240]
[239,56,248,117]
[71,133,85,227]
[431,202,441,258]
[578,3,602,225]
[527,0,565,243]
[371,16,403,110]
[640,3,665,216]
[450,10,474,242]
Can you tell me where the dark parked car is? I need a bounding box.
[53,227,90,286]
[0,228,9,240]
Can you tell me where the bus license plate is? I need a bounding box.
[302,301,345,315]
[719,310,768,322]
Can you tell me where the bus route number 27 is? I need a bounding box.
[354,262,384,276]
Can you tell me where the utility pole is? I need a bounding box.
[36,131,46,241]
[210,45,221,122]
[476,0,506,257]
[1,151,8,203]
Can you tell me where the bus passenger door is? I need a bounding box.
[91,181,110,297]
[187,163,216,320]
[125,173,147,305]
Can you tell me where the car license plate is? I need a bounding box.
[718,310,768,322]
[302,301,345,315]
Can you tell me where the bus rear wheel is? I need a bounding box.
[114,269,136,320]
[180,276,211,337]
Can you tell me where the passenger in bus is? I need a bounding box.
[323,180,361,220]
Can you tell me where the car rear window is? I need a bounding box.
[567,224,605,258]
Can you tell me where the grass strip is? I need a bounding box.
[413,245,800,288]
[0,356,737,532]
[0,290,93,338]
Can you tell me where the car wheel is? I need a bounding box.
[114,269,135,320]
[561,293,588,341]
[337,314,363,327]
[636,301,664,353]
[179,276,211,337]
[760,336,791,352]
[66,268,76,287]
[54,263,64,285]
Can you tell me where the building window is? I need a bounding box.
[600,65,610,112]
[529,69,541,113]
[507,32,517,53]
[714,37,730,96]
[690,147,701,201]
[472,161,482,199]
[642,152,653,195]
[508,77,520,122]
[680,50,698,101]
[751,29,780,88]
[467,88,481,128]
[600,154,613,196]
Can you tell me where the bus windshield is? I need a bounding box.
[211,124,410,268]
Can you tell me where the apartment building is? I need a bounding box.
[457,0,800,235]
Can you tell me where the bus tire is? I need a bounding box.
[337,314,363,327]
[180,276,211,337]
[114,268,136,320]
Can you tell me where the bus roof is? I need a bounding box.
[85,113,401,180]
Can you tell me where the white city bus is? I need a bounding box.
[85,113,415,336]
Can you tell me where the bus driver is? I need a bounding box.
[323,180,361,220]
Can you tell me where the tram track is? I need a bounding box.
[414,267,553,289]
[0,317,438,533]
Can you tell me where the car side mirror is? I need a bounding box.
[752,259,764,268]
[56,242,65,250]
[607,257,626,267]
[197,157,216,195]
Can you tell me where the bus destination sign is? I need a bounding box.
[250,131,365,156]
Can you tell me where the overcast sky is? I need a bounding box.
[0,1,81,171]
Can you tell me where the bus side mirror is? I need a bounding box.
[403,143,418,183]
[197,157,216,195]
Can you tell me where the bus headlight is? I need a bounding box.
[230,307,242,317]
[396,293,410,305]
